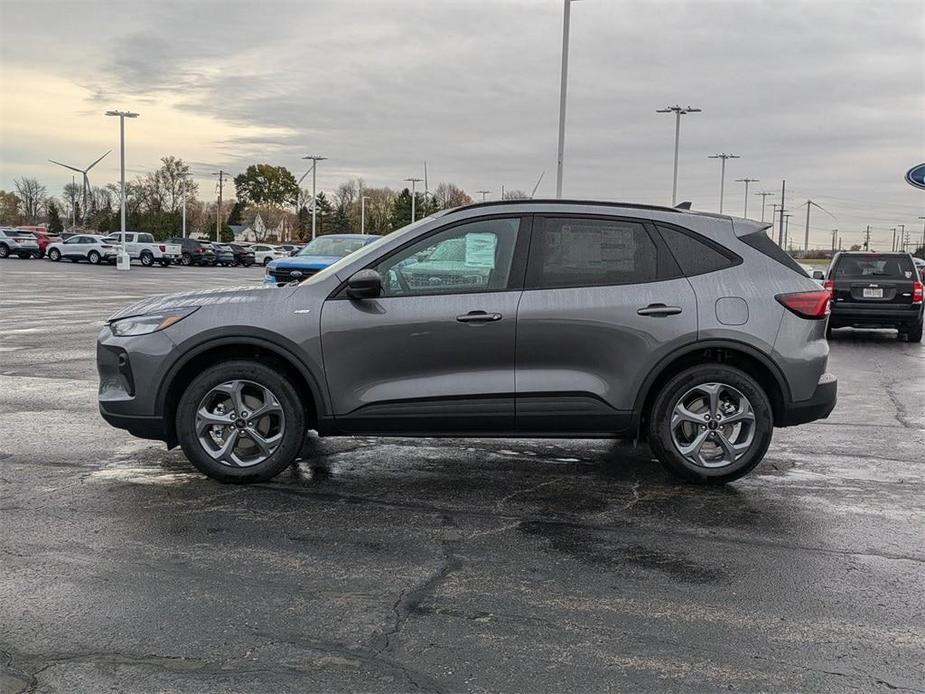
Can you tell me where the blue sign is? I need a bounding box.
[906,163,925,190]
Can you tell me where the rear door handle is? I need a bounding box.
[456,310,503,323]
[637,303,682,317]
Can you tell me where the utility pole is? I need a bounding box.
[891,227,898,252]
[735,177,759,217]
[778,179,786,246]
[708,153,740,213]
[404,177,423,223]
[783,214,792,251]
[864,225,871,251]
[657,105,701,205]
[555,0,581,198]
[831,229,838,253]
[919,216,925,253]
[211,170,227,242]
[899,224,906,251]
[476,190,492,202]
[804,200,811,251]
[302,155,327,240]
[755,191,774,222]
[361,195,369,234]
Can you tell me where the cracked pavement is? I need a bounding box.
[1,260,924,692]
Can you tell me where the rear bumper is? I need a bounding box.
[830,305,923,328]
[778,372,837,427]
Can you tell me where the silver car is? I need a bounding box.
[98,200,837,485]
[0,228,41,259]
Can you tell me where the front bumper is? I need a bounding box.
[777,372,837,427]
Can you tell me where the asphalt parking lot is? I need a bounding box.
[1,258,923,693]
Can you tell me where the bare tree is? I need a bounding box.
[433,182,472,209]
[14,177,47,223]
[502,189,530,200]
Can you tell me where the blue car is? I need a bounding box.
[264,234,380,286]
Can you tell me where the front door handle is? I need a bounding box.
[456,310,503,323]
[637,303,683,317]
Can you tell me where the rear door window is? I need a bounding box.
[526,217,658,289]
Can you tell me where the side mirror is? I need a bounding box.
[346,269,382,300]
[812,270,825,280]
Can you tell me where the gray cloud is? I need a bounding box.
[1,0,923,247]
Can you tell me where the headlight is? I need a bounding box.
[110,307,199,337]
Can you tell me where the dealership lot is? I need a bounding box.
[1,260,923,692]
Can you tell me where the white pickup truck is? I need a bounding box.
[103,232,181,267]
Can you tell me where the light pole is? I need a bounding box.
[476,190,492,202]
[105,109,139,270]
[708,153,739,214]
[656,105,701,206]
[302,155,327,239]
[734,177,759,217]
[918,216,925,253]
[404,177,423,223]
[754,191,774,222]
[555,0,581,198]
[361,195,369,233]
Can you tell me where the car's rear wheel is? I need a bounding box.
[140,251,154,267]
[0,244,8,258]
[906,320,923,343]
[48,248,61,261]
[175,361,306,483]
[647,364,773,484]
[88,250,101,264]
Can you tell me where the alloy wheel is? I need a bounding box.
[670,382,756,468]
[195,379,285,467]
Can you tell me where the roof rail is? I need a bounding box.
[453,198,688,215]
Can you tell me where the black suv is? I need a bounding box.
[825,252,923,341]
[168,237,217,266]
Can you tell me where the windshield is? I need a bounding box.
[299,236,371,258]
[833,255,915,280]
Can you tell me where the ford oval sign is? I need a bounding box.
[905,163,925,190]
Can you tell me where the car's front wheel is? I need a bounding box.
[88,250,101,264]
[48,248,61,261]
[175,360,306,483]
[647,364,773,484]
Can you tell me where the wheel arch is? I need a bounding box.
[634,339,790,435]
[157,333,324,448]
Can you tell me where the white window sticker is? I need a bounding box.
[465,233,497,267]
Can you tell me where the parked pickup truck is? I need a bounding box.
[103,232,181,267]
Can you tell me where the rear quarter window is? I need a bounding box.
[656,225,739,277]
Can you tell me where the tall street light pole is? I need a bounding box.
[556,0,581,198]
[105,109,139,270]
[361,195,369,233]
[755,191,774,222]
[734,177,759,217]
[656,105,701,206]
[476,190,492,202]
[404,177,423,223]
[708,153,739,214]
[302,155,327,240]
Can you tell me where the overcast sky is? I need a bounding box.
[1,0,923,248]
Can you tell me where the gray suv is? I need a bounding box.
[98,200,837,485]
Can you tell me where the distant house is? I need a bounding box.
[229,212,289,243]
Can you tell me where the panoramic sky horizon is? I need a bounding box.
[1,0,923,248]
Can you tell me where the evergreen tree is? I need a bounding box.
[390,188,413,229]
[46,201,64,234]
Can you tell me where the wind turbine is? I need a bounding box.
[530,171,546,198]
[49,151,111,224]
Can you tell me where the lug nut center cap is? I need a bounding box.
[235,419,246,429]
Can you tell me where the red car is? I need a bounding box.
[18,228,62,258]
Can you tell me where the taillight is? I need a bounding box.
[159,244,166,252]
[914,280,923,304]
[823,278,834,299]
[776,290,830,319]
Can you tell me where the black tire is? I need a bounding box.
[48,248,61,261]
[242,260,254,268]
[175,360,306,484]
[0,244,8,258]
[262,257,271,266]
[140,251,155,267]
[906,320,923,343]
[647,364,773,484]
[825,322,833,340]
[159,259,172,267]
[87,250,101,265]
[181,252,193,266]
[17,253,31,259]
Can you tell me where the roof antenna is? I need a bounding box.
[675,201,692,210]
